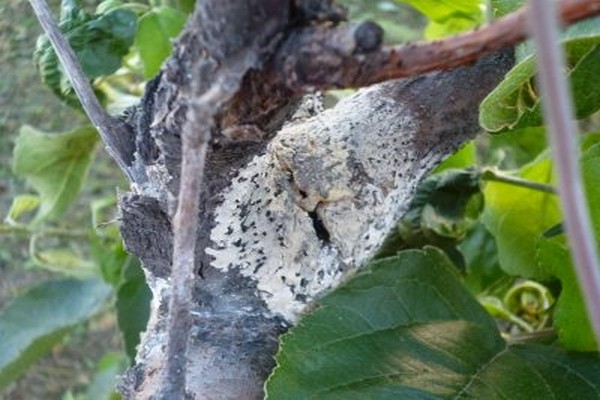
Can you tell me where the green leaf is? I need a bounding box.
[4,195,41,225]
[480,24,600,132]
[12,125,98,224]
[396,0,483,38]
[266,248,600,399]
[0,279,112,390]
[34,3,137,107]
[116,258,151,361]
[86,352,127,400]
[135,7,186,79]
[482,155,560,279]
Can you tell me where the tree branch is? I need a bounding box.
[28,0,137,180]
[528,0,600,347]
[276,0,600,90]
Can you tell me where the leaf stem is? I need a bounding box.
[480,169,556,194]
[529,0,600,347]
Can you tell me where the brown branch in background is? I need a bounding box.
[277,0,600,90]
[28,0,136,180]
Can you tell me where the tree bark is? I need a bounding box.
[111,1,514,398]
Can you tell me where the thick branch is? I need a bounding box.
[276,0,600,90]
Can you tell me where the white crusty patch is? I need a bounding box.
[208,84,445,322]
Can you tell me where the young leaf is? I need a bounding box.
[0,279,112,390]
[12,125,98,224]
[266,248,600,399]
[135,6,187,79]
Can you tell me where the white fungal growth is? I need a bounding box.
[207,83,444,322]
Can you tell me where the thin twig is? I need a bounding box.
[28,0,135,179]
[529,0,600,347]
[279,0,600,90]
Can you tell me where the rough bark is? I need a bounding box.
[117,18,513,400]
